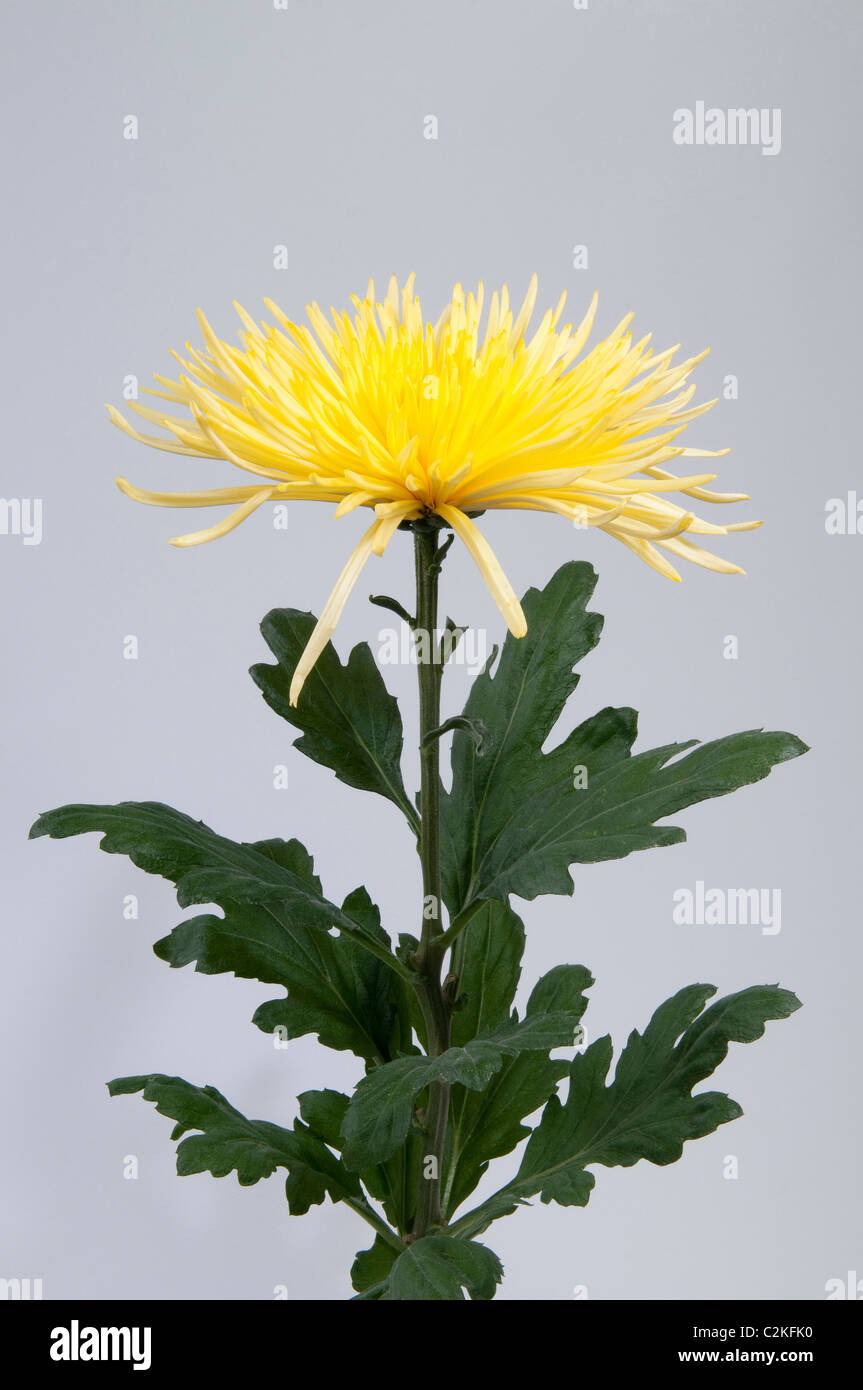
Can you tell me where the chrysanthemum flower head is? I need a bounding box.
[109,274,758,702]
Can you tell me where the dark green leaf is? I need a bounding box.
[108,1074,361,1215]
[29,802,411,1064]
[250,608,418,831]
[297,1089,350,1149]
[445,956,593,1218]
[450,900,525,1045]
[386,1234,503,1301]
[297,1092,422,1235]
[351,1236,399,1295]
[454,983,801,1236]
[248,885,415,1064]
[440,562,808,914]
[357,1134,424,1239]
[341,1010,583,1171]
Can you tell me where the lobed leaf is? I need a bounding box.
[453,982,801,1236]
[29,802,411,1065]
[440,562,808,914]
[251,608,418,832]
[108,1074,361,1215]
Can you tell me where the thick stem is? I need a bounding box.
[411,524,451,1238]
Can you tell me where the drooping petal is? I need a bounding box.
[289,517,399,706]
[169,487,276,547]
[116,477,268,509]
[437,504,527,637]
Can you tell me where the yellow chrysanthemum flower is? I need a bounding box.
[109,274,758,703]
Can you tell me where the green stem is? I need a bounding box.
[411,523,452,1238]
[343,1195,405,1253]
[430,898,486,955]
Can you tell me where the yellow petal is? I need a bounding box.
[169,487,276,547]
[116,477,266,508]
[437,504,526,637]
[289,518,394,706]
[106,404,208,457]
[108,276,753,598]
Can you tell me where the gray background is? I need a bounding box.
[2,0,859,1301]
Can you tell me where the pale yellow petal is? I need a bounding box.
[437,504,526,637]
[116,477,266,509]
[109,274,753,636]
[169,487,275,547]
[289,519,389,705]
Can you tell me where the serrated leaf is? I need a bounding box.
[250,608,418,831]
[454,983,801,1236]
[385,1234,503,1301]
[29,802,410,1064]
[341,1010,583,1171]
[108,1074,361,1215]
[444,959,593,1218]
[440,562,808,914]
